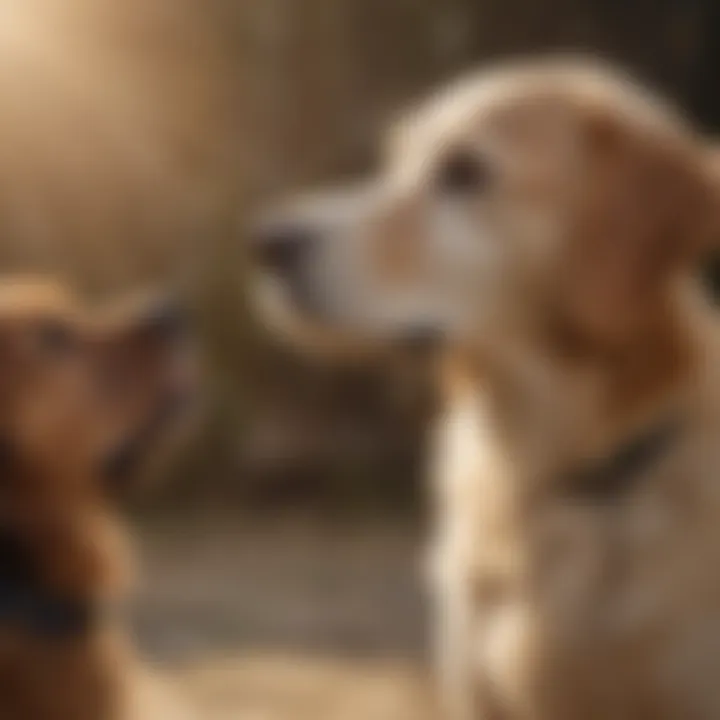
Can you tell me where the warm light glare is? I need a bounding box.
[0,0,225,289]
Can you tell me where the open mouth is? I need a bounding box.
[102,387,195,485]
[256,264,325,322]
[252,271,316,334]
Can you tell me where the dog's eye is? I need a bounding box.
[436,149,489,194]
[36,321,79,357]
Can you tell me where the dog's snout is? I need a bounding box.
[250,222,314,275]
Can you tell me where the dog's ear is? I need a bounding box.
[564,110,719,342]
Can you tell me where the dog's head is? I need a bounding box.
[250,59,720,357]
[0,279,196,509]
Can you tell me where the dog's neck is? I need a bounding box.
[0,470,131,616]
[0,499,131,647]
[0,526,101,639]
[0,472,135,720]
[441,282,708,493]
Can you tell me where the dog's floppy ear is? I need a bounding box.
[565,109,719,342]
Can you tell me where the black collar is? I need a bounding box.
[560,418,680,504]
[0,529,97,640]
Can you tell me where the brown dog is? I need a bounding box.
[250,58,720,719]
[0,278,196,720]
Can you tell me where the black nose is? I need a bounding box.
[249,221,314,275]
[138,297,188,343]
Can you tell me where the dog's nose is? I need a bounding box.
[137,297,188,344]
[249,221,314,275]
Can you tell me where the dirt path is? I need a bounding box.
[130,516,435,719]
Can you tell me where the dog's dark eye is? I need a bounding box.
[36,321,78,357]
[436,149,489,194]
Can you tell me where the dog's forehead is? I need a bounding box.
[390,60,684,167]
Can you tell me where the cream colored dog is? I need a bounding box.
[251,58,720,720]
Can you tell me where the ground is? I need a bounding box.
[130,515,436,719]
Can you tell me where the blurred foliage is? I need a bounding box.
[2,0,719,509]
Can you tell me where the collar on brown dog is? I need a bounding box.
[0,529,98,640]
[560,418,680,504]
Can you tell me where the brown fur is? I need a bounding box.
[0,278,195,720]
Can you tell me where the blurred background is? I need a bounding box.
[1,0,719,716]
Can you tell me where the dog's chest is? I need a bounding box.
[429,392,720,719]
[429,389,545,585]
